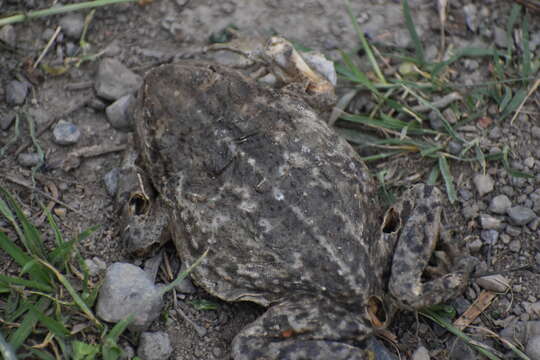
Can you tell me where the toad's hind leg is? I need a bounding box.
[231,298,373,360]
[387,184,476,310]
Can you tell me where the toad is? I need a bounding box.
[120,38,476,359]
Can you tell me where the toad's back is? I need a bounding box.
[134,62,382,307]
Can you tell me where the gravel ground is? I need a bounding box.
[1,0,540,359]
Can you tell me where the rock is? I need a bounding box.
[476,274,510,292]
[507,206,536,226]
[103,168,120,197]
[479,214,502,229]
[447,140,462,155]
[95,58,142,101]
[105,94,135,131]
[468,237,483,253]
[528,302,540,318]
[17,152,41,168]
[0,24,16,47]
[96,263,163,331]
[463,4,478,32]
[449,339,476,360]
[137,332,173,360]
[500,319,526,344]
[5,80,28,105]
[412,346,430,360]
[494,26,508,48]
[480,229,498,244]
[508,239,521,252]
[489,195,511,214]
[526,335,540,360]
[52,120,81,145]
[84,257,107,276]
[65,42,78,57]
[473,174,494,196]
[0,111,16,130]
[59,13,84,39]
[174,262,197,294]
[532,126,540,140]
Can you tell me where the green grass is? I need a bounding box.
[339,0,536,204]
[0,186,206,359]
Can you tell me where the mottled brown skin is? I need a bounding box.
[129,61,475,359]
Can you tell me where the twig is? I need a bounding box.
[0,174,85,216]
[510,78,540,124]
[34,26,61,69]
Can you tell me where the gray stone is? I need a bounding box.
[468,238,483,253]
[17,152,41,168]
[411,346,430,360]
[105,94,135,131]
[509,239,521,253]
[488,126,502,140]
[494,26,508,48]
[449,339,476,360]
[507,206,536,226]
[526,335,540,360]
[473,174,494,196]
[480,230,498,244]
[103,168,120,197]
[532,126,540,140]
[463,4,478,32]
[65,42,78,57]
[476,274,510,293]
[0,111,16,130]
[84,257,107,276]
[95,58,142,101]
[5,80,28,105]
[447,140,462,155]
[500,319,526,344]
[52,120,81,145]
[96,262,163,331]
[137,332,173,360]
[174,262,197,294]
[0,24,16,47]
[489,195,511,214]
[59,13,84,39]
[479,214,502,229]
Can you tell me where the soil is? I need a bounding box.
[1,0,539,359]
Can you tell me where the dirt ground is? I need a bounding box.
[1,0,540,359]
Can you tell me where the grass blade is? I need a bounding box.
[402,0,424,63]
[0,330,17,360]
[344,0,386,83]
[438,155,457,204]
[9,297,51,350]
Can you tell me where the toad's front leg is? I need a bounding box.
[386,184,477,310]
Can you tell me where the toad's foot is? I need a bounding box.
[386,184,477,310]
[232,297,374,360]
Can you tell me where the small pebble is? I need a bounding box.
[59,13,84,39]
[526,335,540,360]
[0,24,16,47]
[52,120,81,145]
[95,58,142,101]
[480,229,498,244]
[507,206,536,226]
[103,168,120,197]
[105,94,135,131]
[493,26,508,48]
[508,239,521,252]
[532,126,540,140]
[479,214,502,229]
[5,80,28,105]
[17,152,41,167]
[476,274,510,292]
[473,174,494,196]
[137,332,173,360]
[411,346,430,360]
[489,194,512,214]
[0,111,16,130]
[468,238,483,253]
